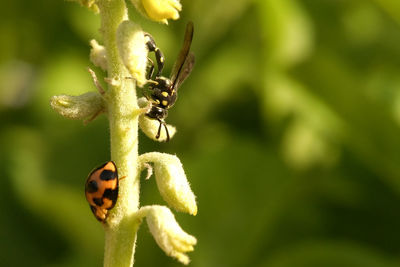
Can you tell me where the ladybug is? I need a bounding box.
[85,161,119,222]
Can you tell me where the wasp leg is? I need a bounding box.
[163,121,170,142]
[144,33,165,77]
[147,57,155,80]
[155,119,170,142]
[156,118,163,139]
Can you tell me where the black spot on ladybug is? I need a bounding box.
[90,205,97,214]
[93,197,104,206]
[86,180,98,193]
[100,169,117,181]
[103,188,118,202]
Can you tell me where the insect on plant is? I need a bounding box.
[144,21,195,141]
[85,161,120,222]
[51,0,199,263]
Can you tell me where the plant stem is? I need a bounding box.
[97,0,141,266]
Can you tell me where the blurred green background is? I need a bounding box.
[2,0,400,266]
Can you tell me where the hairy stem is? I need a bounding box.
[97,0,141,266]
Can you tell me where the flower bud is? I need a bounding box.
[89,40,107,71]
[139,152,197,215]
[50,92,105,121]
[116,21,148,87]
[131,0,182,24]
[144,205,197,265]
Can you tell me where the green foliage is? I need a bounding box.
[2,0,400,266]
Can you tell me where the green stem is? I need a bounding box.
[97,0,141,266]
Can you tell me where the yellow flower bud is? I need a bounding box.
[131,0,182,24]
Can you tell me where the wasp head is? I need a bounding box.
[146,105,168,120]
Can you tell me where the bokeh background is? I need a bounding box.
[2,0,400,266]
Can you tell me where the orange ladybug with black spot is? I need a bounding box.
[85,161,119,222]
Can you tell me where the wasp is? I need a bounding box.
[144,22,195,141]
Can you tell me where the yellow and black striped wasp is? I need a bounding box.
[144,22,195,141]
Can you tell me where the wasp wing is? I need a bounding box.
[170,22,194,89]
[167,53,195,109]
[172,52,195,90]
